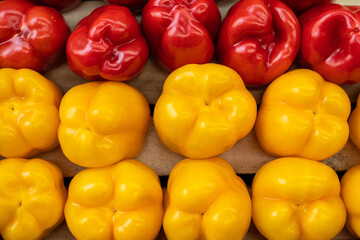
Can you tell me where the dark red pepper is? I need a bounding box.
[142,0,221,71]
[217,0,301,86]
[28,0,82,11]
[279,0,333,14]
[66,5,149,81]
[0,0,70,71]
[299,4,360,84]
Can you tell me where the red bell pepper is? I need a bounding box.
[66,5,149,81]
[298,4,360,84]
[105,0,148,10]
[142,0,221,71]
[28,0,82,11]
[0,0,70,71]
[279,0,332,14]
[216,0,300,86]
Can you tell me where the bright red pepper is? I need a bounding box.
[105,0,148,10]
[279,0,332,14]
[142,0,221,71]
[216,0,300,86]
[28,0,82,11]
[66,5,149,81]
[0,0,70,72]
[298,4,360,84]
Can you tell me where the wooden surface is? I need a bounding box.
[8,0,360,239]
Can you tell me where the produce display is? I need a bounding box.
[0,158,67,240]
[0,68,62,158]
[252,157,346,240]
[142,0,221,70]
[0,0,359,239]
[163,157,251,240]
[341,164,360,238]
[0,0,70,71]
[65,159,163,240]
[298,4,360,84]
[255,69,351,160]
[66,4,149,81]
[58,81,150,167]
[154,63,257,158]
[217,0,300,86]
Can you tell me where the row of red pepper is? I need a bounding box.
[1,0,359,86]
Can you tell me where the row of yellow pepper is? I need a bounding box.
[0,156,360,240]
[1,65,359,164]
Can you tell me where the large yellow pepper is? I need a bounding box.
[252,157,346,240]
[154,63,257,158]
[255,69,351,161]
[0,68,62,157]
[163,157,251,240]
[341,164,360,238]
[0,158,67,240]
[58,81,150,167]
[65,159,163,240]
[349,94,360,149]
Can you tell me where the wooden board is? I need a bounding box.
[4,0,360,239]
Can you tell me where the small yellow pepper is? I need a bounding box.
[349,93,360,149]
[0,158,67,240]
[58,81,150,167]
[252,157,346,240]
[255,69,351,160]
[65,159,163,240]
[0,68,62,157]
[163,157,252,240]
[154,63,257,159]
[341,164,360,238]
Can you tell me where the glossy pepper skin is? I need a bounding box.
[341,164,360,238]
[164,157,251,240]
[0,158,67,240]
[279,0,332,14]
[217,0,300,86]
[66,5,149,81]
[252,157,346,240]
[65,159,163,240]
[142,0,221,71]
[105,0,148,9]
[0,68,62,158]
[349,94,360,149]
[0,0,70,71]
[299,4,360,84]
[28,0,82,11]
[58,81,150,168]
[255,69,351,161]
[154,63,257,159]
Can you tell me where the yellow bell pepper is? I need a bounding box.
[349,94,360,149]
[0,68,62,158]
[252,157,346,240]
[255,69,351,161]
[0,158,67,240]
[65,159,163,240]
[154,63,257,159]
[341,164,360,238]
[58,81,150,167]
[163,157,251,240]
